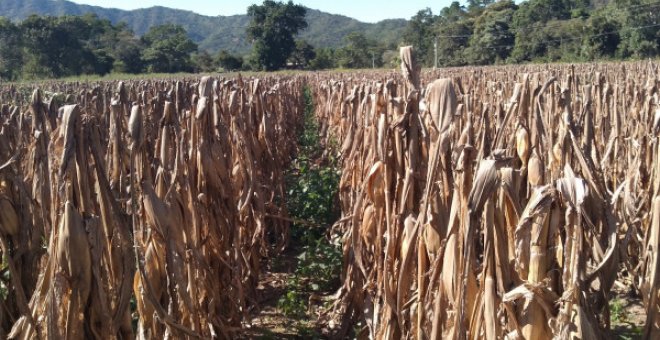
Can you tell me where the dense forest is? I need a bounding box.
[403,0,660,66]
[0,0,659,80]
[0,15,201,80]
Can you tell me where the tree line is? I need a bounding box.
[403,0,660,67]
[1,0,659,80]
[243,0,660,71]
[0,14,204,80]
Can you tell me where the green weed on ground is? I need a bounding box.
[276,85,341,337]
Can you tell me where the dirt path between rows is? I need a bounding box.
[242,252,302,339]
[240,246,338,339]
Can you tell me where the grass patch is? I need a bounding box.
[5,69,329,85]
[611,298,626,323]
[276,85,341,337]
[610,297,644,339]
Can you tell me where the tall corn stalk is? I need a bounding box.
[0,76,305,339]
[315,56,657,339]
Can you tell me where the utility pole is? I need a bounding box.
[434,36,438,69]
[372,51,375,69]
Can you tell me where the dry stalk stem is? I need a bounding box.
[314,57,657,339]
[0,76,304,339]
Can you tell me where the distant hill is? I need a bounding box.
[0,0,408,54]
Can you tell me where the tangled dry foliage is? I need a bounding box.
[0,76,305,339]
[0,47,659,340]
[314,47,659,339]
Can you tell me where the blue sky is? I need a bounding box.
[67,0,454,23]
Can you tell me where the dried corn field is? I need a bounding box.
[0,47,658,340]
[314,49,659,339]
[0,76,305,339]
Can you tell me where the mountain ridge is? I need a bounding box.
[0,0,407,54]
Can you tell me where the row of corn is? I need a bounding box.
[313,48,659,339]
[0,76,304,339]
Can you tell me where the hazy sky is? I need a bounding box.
[67,0,452,23]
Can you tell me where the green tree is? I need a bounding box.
[436,20,473,66]
[192,50,216,72]
[0,14,149,79]
[142,24,197,73]
[52,15,119,75]
[216,50,244,71]
[337,32,382,69]
[583,8,620,60]
[78,15,135,75]
[309,48,335,70]
[466,0,495,16]
[381,50,400,68]
[543,19,586,62]
[436,2,473,67]
[290,40,316,69]
[19,15,96,78]
[18,14,142,78]
[402,8,436,66]
[508,24,553,63]
[614,0,660,59]
[112,26,144,74]
[508,0,582,62]
[0,18,22,80]
[464,1,517,65]
[246,0,308,71]
[511,0,572,28]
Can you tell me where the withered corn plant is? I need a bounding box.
[0,75,304,339]
[0,57,658,340]
[315,51,659,339]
